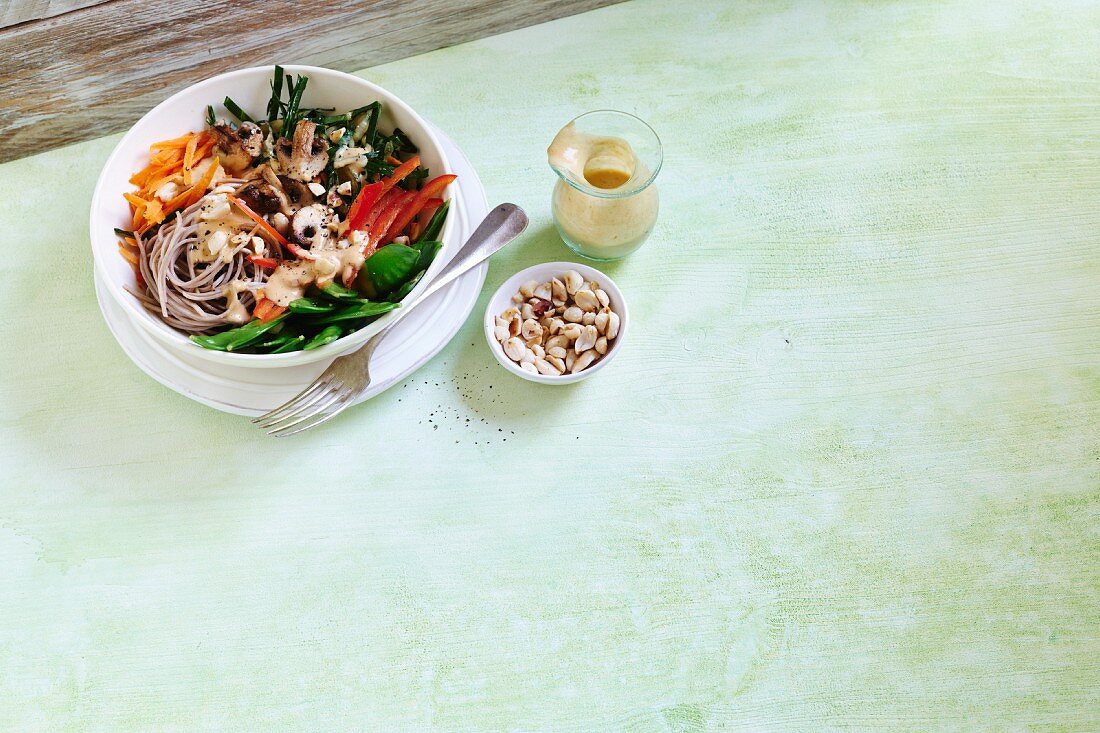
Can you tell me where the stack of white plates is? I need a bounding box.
[95,123,489,416]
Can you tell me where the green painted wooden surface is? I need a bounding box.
[1,0,1097,729]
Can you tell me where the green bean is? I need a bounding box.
[225,315,289,351]
[189,334,230,351]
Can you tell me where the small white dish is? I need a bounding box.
[484,261,628,384]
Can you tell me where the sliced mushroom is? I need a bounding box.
[290,203,335,250]
[212,121,263,174]
[235,180,286,215]
[276,120,328,181]
[278,175,316,208]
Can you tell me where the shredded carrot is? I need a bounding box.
[143,198,165,225]
[192,140,215,164]
[134,156,221,234]
[182,135,199,185]
[227,194,290,248]
[133,160,175,189]
[184,156,220,207]
[150,132,196,150]
[129,169,150,188]
[151,147,185,166]
[124,130,223,242]
[117,241,139,266]
[142,174,180,201]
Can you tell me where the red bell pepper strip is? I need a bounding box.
[253,296,287,322]
[387,155,422,186]
[382,175,457,244]
[413,197,443,237]
[345,181,384,233]
[248,255,280,270]
[340,190,409,286]
[338,157,427,285]
[369,191,415,249]
[348,156,423,235]
[228,195,314,260]
[362,187,402,229]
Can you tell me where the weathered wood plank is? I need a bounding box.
[0,0,620,163]
[0,0,104,29]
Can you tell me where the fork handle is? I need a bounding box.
[411,203,529,307]
[348,203,528,362]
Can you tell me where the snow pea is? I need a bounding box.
[415,200,449,243]
[361,244,420,296]
[318,282,362,301]
[271,335,307,353]
[288,297,338,314]
[307,300,399,325]
[303,325,342,351]
[189,314,288,352]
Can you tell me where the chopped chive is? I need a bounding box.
[223,96,254,124]
[267,65,284,122]
[319,112,351,126]
[282,75,309,137]
[364,104,381,149]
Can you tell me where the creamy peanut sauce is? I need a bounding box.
[262,235,366,307]
[190,187,368,309]
[192,193,254,266]
[223,280,254,324]
[548,122,658,259]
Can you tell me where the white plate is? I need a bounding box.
[94,123,488,416]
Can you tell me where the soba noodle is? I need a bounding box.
[127,180,279,334]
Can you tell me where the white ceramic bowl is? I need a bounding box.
[90,65,457,368]
[484,262,628,384]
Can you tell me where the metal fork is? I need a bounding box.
[253,203,529,436]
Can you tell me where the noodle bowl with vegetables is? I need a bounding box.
[114,66,455,355]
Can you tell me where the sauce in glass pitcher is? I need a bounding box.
[547,111,662,261]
